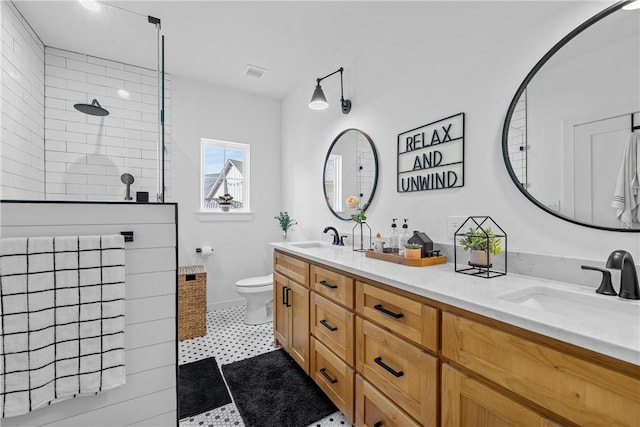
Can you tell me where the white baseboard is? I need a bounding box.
[207,298,245,312]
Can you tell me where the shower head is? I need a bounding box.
[74,99,109,116]
[121,173,134,201]
[120,173,134,185]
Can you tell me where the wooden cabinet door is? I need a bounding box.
[288,280,310,373]
[442,312,640,426]
[442,364,561,427]
[273,272,289,349]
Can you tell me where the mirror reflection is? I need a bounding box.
[323,129,378,221]
[503,3,639,231]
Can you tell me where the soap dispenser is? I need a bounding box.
[390,219,399,254]
[399,219,410,256]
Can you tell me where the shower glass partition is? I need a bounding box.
[0,1,167,202]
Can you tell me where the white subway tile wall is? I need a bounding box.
[356,132,376,202]
[44,47,171,201]
[0,1,46,199]
[507,90,527,187]
[1,1,171,202]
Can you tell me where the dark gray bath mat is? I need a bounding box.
[179,357,232,419]
[222,349,337,427]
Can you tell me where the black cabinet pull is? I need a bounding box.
[319,368,338,384]
[319,280,338,289]
[374,356,404,378]
[373,304,404,319]
[284,287,291,307]
[319,319,338,331]
[282,286,288,306]
[373,423,383,427]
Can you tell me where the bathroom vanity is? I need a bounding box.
[272,242,640,427]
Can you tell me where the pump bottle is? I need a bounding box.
[399,219,410,256]
[390,218,399,254]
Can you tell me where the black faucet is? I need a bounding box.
[606,250,640,300]
[323,226,341,246]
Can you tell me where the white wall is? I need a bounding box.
[43,47,171,201]
[0,0,45,200]
[170,76,281,309]
[281,1,639,263]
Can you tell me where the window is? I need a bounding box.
[201,138,250,212]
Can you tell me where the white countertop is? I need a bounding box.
[272,241,640,366]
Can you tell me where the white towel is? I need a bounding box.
[612,132,640,228]
[0,235,126,418]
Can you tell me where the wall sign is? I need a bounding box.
[397,112,465,192]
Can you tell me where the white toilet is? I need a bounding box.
[235,274,273,325]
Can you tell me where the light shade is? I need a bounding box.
[309,83,328,110]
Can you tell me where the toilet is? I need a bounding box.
[235,274,273,325]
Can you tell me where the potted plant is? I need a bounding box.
[404,242,423,259]
[218,193,234,212]
[274,211,297,241]
[458,226,502,266]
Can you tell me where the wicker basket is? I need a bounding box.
[178,265,207,340]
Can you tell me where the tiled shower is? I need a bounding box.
[1,1,171,202]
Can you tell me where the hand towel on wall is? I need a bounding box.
[612,132,640,228]
[0,234,126,418]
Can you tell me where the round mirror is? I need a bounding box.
[323,129,379,221]
[502,1,639,232]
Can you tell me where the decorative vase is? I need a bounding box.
[352,221,372,252]
[405,248,421,259]
[282,230,288,241]
[469,249,490,266]
[220,204,231,212]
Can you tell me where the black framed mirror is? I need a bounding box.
[502,0,639,232]
[323,129,379,221]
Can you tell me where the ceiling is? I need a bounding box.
[15,0,383,99]
[13,1,611,100]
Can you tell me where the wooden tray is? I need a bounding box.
[365,249,447,267]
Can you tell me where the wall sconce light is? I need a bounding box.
[309,67,352,114]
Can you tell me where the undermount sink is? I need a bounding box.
[290,241,332,249]
[499,286,640,326]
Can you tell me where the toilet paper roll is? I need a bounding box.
[200,246,214,255]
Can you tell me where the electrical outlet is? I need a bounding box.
[447,216,467,240]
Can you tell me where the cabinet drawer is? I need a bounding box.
[355,374,420,427]
[311,264,355,308]
[442,312,640,426]
[311,337,355,421]
[356,281,438,352]
[356,318,437,427]
[274,251,309,285]
[311,293,355,365]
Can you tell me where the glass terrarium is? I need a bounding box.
[454,216,507,278]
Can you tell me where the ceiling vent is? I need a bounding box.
[245,64,267,79]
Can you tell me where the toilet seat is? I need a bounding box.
[236,274,272,288]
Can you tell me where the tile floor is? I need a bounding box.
[179,306,352,427]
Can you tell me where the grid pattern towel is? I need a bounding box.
[0,235,126,418]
